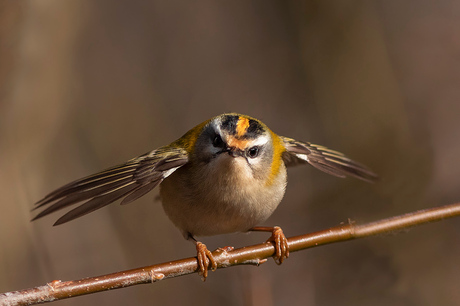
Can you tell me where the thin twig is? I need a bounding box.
[1,202,460,305]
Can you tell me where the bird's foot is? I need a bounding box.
[250,226,289,264]
[195,241,217,281]
[267,226,289,264]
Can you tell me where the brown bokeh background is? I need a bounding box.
[1,1,460,305]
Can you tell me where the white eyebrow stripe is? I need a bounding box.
[250,134,270,146]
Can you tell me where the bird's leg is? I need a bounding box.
[187,234,217,280]
[249,226,289,264]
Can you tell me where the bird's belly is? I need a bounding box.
[159,165,287,238]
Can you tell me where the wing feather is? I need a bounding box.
[34,164,138,208]
[120,180,161,206]
[32,145,188,225]
[281,137,378,183]
[53,183,139,225]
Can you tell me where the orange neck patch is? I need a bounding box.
[236,117,250,138]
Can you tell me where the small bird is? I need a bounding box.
[33,113,377,279]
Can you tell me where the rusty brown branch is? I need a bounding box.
[2,202,460,306]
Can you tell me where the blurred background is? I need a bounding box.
[1,1,460,305]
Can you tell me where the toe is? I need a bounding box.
[196,242,216,280]
[268,226,289,265]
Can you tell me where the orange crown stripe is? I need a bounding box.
[236,117,250,138]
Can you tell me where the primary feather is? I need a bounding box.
[281,137,378,183]
[32,146,188,225]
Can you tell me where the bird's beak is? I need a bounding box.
[226,147,244,158]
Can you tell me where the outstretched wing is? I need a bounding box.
[281,137,378,183]
[32,145,188,225]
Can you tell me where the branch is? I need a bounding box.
[2,202,460,305]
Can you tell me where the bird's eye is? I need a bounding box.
[212,134,224,147]
[247,146,260,158]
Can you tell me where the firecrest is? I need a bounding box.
[33,113,377,279]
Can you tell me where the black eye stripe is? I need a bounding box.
[212,134,224,147]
